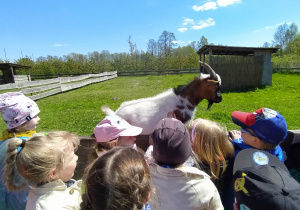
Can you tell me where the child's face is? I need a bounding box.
[58,147,78,182]
[24,115,40,131]
[117,136,136,147]
[241,130,257,148]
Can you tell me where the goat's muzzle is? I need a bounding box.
[207,85,222,109]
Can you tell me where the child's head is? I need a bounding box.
[5,131,80,191]
[233,149,300,210]
[232,107,288,150]
[83,147,151,210]
[92,114,142,156]
[187,118,234,178]
[151,118,191,166]
[0,92,40,132]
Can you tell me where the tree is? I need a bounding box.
[147,39,157,56]
[274,22,298,50]
[128,36,135,56]
[189,41,198,52]
[197,36,208,49]
[286,22,298,44]
[158,30,176,57]
[263,42,271,48]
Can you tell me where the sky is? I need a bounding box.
[1,0,300,62]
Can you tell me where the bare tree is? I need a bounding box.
[274,22,298,50]
[158,30,176,57]
[147,39,157,56]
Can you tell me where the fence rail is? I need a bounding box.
[0,71,117,100]
[117,68,200,76]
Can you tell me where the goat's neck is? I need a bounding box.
[178,88,203,107]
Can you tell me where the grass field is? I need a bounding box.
[1,73,299,136]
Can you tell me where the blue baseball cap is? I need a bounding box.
[232,108,288,145]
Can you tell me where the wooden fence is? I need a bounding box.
[117,68,200,76]
[0,71,117,100]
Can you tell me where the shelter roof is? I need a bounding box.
[197,45,279,56]
[0,63,31,70]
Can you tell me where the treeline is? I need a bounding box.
[264,22,300,68]
[1,23,300,75]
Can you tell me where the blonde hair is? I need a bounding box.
[5,131,80,191]
[187,118,234,179]
[83,147,151,210]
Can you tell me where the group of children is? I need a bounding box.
[0,91,299,210]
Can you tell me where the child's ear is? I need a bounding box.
[49,168,58,181]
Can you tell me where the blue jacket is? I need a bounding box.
[0,136,30,210]
[232,137,284,162]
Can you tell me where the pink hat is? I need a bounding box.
[0,92,40,129]
[93,115,142,142]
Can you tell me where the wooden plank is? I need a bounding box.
[0,78,60,90]
[28,88,62,100]
[21,83,61,95]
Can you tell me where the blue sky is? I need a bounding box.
[1,0,300,62]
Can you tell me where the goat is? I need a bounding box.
[114,62,222,135]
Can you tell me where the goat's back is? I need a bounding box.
[115,89,180,135]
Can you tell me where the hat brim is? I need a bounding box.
[232,111,255,129]
[119,125,142,137]
[233,149,289,174]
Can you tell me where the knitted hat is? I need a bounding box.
[232,108,287,145]
[0,92,40,129]
[151,118,191,166]
[233,149,300,210]
[94,115,142,142]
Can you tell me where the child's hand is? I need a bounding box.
[228,130,241,142]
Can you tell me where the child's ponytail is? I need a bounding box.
[5,138,27,191]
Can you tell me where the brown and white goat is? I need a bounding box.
[115,62,222,135]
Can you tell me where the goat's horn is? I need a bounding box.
[199,61,217,81]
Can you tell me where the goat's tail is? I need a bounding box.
[101,105,115,116]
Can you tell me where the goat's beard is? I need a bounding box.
[207,101,213,109]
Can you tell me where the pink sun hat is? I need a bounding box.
[0,92,40,129]
[93,115,143,143]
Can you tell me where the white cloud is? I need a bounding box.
[178,27,188,32]
[192,2,217,11]
[192,18,216,30]
[183,18,194,25]
[217,0,241,7]
[193,0,241,11]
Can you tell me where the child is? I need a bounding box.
[229,107,288,162]
[5,131,82,210]
[82,147,151,210]
[232,149,300,210]
[223,107,288,210]
[148,118,223,210]
[88,106,142,162]
[187,118,235,191]
[0,92,40,209]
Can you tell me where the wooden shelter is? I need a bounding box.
[0,63,31,84]
[197,45,279,89]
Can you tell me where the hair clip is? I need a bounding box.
[17,139,26,153]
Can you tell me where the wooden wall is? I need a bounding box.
[210,56,264,90]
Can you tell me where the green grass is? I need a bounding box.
[1,73,299,136]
